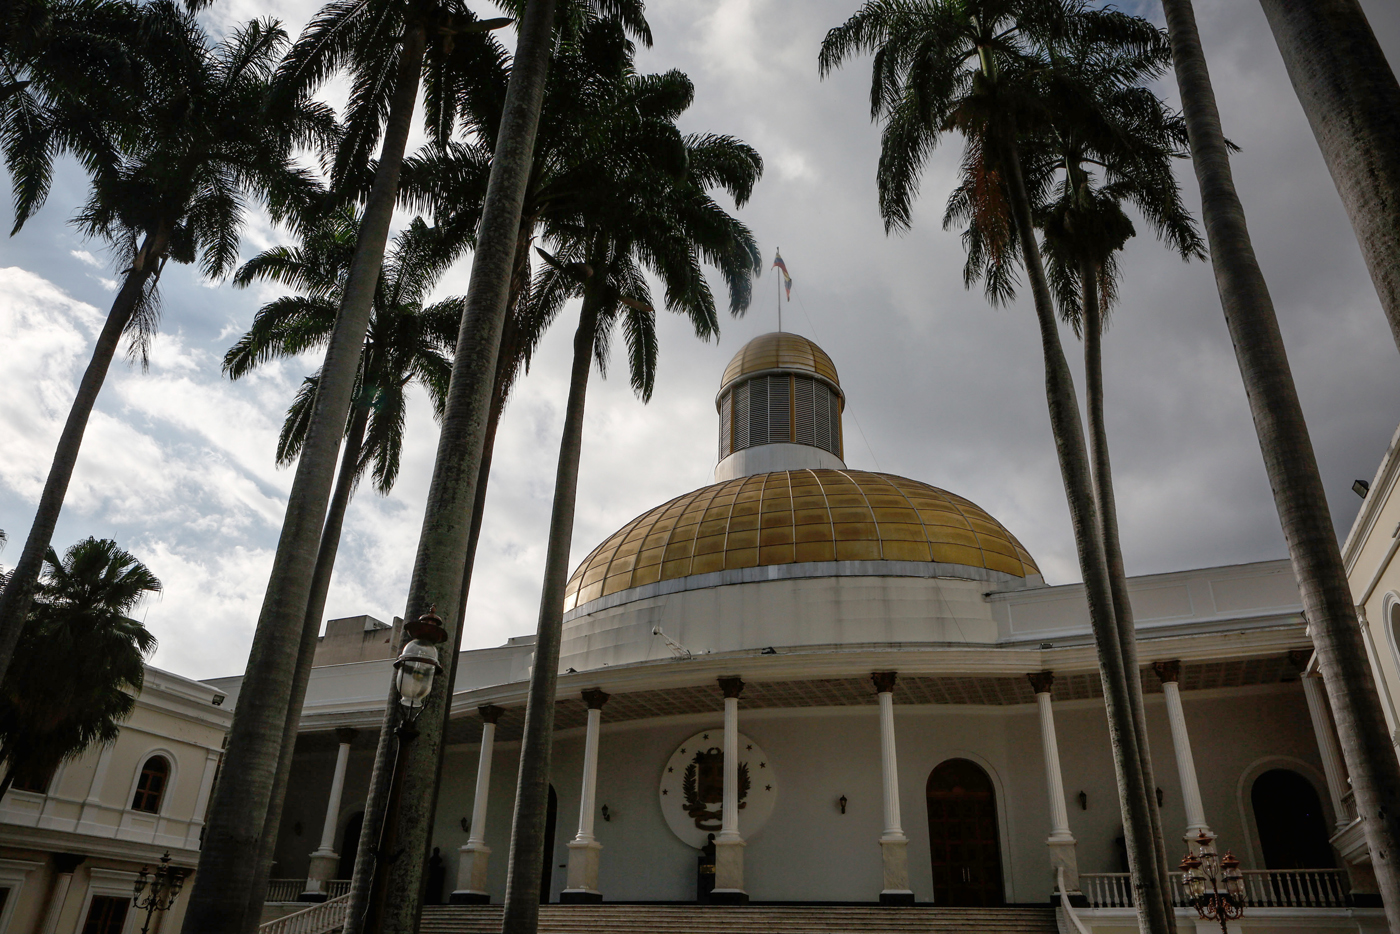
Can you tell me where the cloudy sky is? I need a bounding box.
[2,0,1398,680]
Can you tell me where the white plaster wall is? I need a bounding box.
[270,683,1326,902]
[560,576,1001,672]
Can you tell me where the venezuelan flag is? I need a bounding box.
[772,248,792,301]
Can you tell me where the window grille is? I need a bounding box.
[720,374,842,459]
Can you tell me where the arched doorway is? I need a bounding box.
[337,811,364,879]
[539,785,558,903]
[927,758,1003,906]
[1252,769,1335,869]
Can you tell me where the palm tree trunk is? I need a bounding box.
[240,404,370,934]
[502,299,598,933]
[344,2,558,932]
[1081,263,1173,923]
[1161,1,1400,927]
[1257,0,1400,353]
[181,23,428,934]
[0,229,166,683]
[1002,145,1172,934]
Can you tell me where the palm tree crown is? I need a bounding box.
[226,208,462,494]
[0,538,157,796]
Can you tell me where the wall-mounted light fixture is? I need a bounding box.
[1156,787,1165,807]
[1078,791,1088,811]
[601,804,612,822]
[460,817,470,834]
[838,795,848,815]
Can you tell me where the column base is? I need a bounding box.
[879,891,915,906]
[559,890,602,904]
[455,841,492,901]
[708,889,749,905]
[880,835,911,900]
[300,849,339,902]
[565,838,603,899]
[714,836,745,897]
[448,892,490,905]
[1046,835,1080,896]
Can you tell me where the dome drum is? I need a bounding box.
[720,374,843,463]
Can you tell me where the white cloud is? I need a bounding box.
[70,249,103,269]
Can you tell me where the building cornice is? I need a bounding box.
[290,620,1308,730]
[0,823,200,867]
[1343,420,1400,573]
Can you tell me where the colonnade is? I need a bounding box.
[298,658,1318,905]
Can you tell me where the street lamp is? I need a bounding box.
[363,607,446,934]
[132,852,187,934]
[1179,830,1245,933]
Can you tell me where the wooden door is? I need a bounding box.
[927,758,1003,907]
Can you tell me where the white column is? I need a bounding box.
[1152,661,1212,841]
[39,854,84,934]
[302,728,357,900]
[712,677,747,903]
[872,673,913,904]
[452,706,504,904]
[1028,672,1080,896]
[564,690,609,902]
[1300,672,1352,829]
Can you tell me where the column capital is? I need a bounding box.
[478,704,505,724]
[1027,670,1055,695]
[581,688,610,710]
[51,853,85,875]
[871,671,898,694]
[1152,659,1182,684]
[1288,649,1313,673]
[718,676,745,699]
[334,727,359,746]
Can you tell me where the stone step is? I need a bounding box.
[418,905,1059,934]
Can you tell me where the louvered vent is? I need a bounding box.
[719,375,841,458]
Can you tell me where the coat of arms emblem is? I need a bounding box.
[681,746,750,830]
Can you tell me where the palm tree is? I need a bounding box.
[1160,0,1400,926]
[820,4,1173,930]
[493,70,760,933]
[181,1,533,926]
[0,537,157,798]
[0,2,329,716]
[219,209,461,930]
[337,11,675,931]
[1257,0,1400,354]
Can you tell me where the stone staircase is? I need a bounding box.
[419,904,1060,934]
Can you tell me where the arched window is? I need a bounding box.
[131,756,170,814]
[1251,768,1335,869]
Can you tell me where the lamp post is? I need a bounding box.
[362,608,446,934]
[132,852,186,934]
[1179,830,1245,933]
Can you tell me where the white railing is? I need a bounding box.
[265,880,306,902]
[265,880,350,902]
[259,894,349,934]
[1081,870,1349,909]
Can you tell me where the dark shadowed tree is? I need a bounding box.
[0,538,157,798]
[820,2,1176,929]
[1160,0,1400,928]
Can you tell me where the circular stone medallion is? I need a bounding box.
[658,729,776,849]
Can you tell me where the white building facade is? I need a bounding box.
[244,333,1384,932]
[0,667,230,934]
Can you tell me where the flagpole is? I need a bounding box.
[777,247,782,332]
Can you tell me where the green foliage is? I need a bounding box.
[0,538,157,794]
[225,207,463,494]
[2,0,336,364]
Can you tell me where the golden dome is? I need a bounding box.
[564,469,1039,611]
[720,332,840,395]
